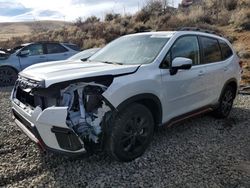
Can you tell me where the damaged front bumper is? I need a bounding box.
[10,78,115,156]
[11,101,87,155]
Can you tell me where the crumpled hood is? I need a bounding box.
[20,60,139,87]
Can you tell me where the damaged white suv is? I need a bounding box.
[11,29,241,161]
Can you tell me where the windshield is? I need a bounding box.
[89,34,170,65]
[68,48,100,61]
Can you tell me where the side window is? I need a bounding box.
[161,36,200,68]
[46,43,68,54]
[171,36,200,65]
[22,44,44,56]
[219,40,233,60]
[200,37,222,64]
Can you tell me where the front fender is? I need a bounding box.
[102,66,164,109]
[0,54,21,71]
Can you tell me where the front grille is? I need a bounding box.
[16,87,35,107]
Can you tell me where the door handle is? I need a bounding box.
[224,67,228,71]
[63,53,68,56]
[39,56,46,58]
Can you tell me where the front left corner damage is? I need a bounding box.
[12,78,115,154]
[60,82,113,145]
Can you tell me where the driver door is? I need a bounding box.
[18,43,47,70]
[160,35,207,121]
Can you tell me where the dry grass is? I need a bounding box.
[0,23,31,41]
[0,21,70,42]
[222,26,250,85]
[230,8,250,30]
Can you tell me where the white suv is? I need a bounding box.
[10,29,242,161]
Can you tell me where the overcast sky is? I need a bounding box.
[0,0,182,22]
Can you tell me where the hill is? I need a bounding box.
[0,21,70,41]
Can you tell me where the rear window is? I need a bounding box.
[64,44,80,51]
[219,40,233,60]
[200,36,221,64]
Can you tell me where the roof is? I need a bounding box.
[126,31,176,38]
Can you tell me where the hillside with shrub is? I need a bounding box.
[0,21,70,42]
[1,0,249,84]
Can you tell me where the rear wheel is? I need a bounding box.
[106,103,154,162]
[0,67,18,87]
[213,85,235,118]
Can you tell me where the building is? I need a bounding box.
[181,0,203,7]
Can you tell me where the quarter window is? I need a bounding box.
[46,43,68,54]
[200,37,221,63]
[219,40,233,60]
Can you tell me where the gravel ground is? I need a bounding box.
[0,87,250,187]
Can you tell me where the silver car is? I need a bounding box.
[0,42,80,86]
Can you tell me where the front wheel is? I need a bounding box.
[0,67,18,87]
[213,85,235,118]
[106,103,154,162]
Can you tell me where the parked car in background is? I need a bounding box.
[0,42,80,86]
[0,50,7,60]
[32,47,100,65]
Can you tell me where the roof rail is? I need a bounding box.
[178,27,223,37]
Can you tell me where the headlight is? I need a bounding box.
[17,75,45,90]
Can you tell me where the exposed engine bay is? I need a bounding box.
[60,82,111,143]
[14,78,113,145]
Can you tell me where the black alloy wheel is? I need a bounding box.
[0,67,17,87]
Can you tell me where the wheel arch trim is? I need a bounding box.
[219,78,238,100]
[116,93,163,126]
[0,65,19,73]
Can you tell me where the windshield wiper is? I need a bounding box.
[101,61,123,65]
[87,60,123,65]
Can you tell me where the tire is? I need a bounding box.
[0,67,18,87]
[213,85,235,118]
[106,103,154,162]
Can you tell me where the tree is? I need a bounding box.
[74,17,83,27]
[85,16,100,23]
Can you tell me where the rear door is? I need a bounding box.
[218,39,235,84]
[160,35,208,121]
[45,43,71,61]
[198,36,225,104]
[18,43,47,70]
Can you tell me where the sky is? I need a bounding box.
[0,0,182,22]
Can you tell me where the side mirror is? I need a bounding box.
[18,50,30,57]
[170,57,192,75]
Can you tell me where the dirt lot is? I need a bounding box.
[0,87,250,187]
